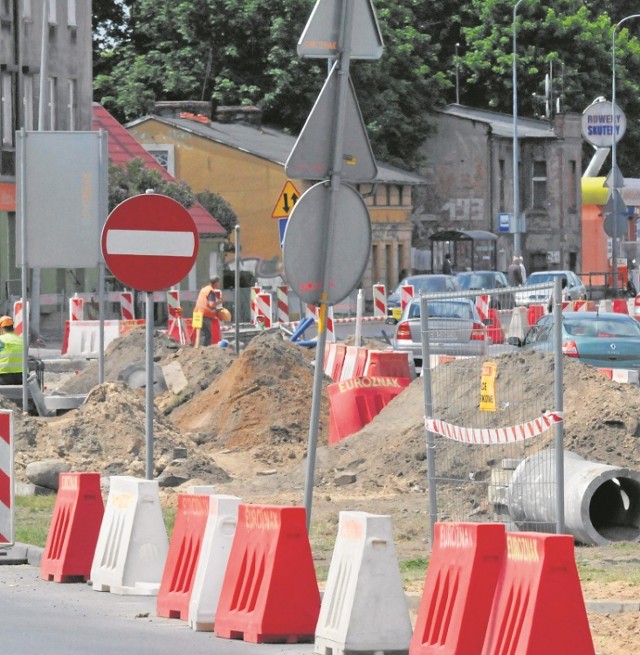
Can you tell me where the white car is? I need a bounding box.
[515,271,587,307]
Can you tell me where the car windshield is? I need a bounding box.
[564,317,640,338]
[526,273,565,286]
[396,276,450,294]
[408,300,474,320]
[457,273,495,290]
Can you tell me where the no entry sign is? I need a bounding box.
[101,194,199,292]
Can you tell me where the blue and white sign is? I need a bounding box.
[278,218,288,247]
[581,100,626,148]
[498,212,512,233]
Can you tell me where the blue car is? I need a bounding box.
[512,311,640,369]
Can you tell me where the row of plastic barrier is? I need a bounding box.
[324,344,416,443]
[39,473,596,653]
[60,319,146,357]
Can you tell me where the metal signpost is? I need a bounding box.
[101,193,199,480]
[284,0,383,529]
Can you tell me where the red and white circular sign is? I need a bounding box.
[101,194,199,292]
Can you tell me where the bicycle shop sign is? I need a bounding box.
[581,100,626,147]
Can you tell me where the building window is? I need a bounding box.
[23,75,34,131]
[49,0,57,24]
[48,76,57,130]
[143,144,175,176]
[67,0,76,26]
[67,79,77,130]
[532,160,547,209]
[1,72,13,146]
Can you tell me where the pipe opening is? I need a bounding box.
[589,476,640,542]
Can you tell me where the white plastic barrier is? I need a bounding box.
[506,307,528,341]
[90,476,168,596]
[188,495,241,631]
[315,511,412,655]
[63,319,145,357]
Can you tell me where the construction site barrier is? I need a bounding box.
[340,346,369,381]
[373,283,386,317]
[0,410,13,545]
[214,505,321,643]
[157,493,213,619]
[90,476,168,595]
[315,511,412,655]
[328,376,410,444]
[612,298,629,314]
[596,367,639,384]
[410,523,506,655]
[61,319,145,357]
[481,532,595,655]
[69,294,84,321]
[188,495,241,632]
[40,472,104,582]
[484,308,504,344]
[508,450,640,546]
[364,350,415,380]
[527,304,545,326]
[506,307,527,341]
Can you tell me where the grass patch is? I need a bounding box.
[15,495,56,547]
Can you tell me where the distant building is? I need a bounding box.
[127,102,426,302]
[0,0,93,329]
[414,105,583,274]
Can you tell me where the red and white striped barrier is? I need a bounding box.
[69,294,84,322]
[119,291,135,321]
[597,368,639,384]
[306,305,336,341]
[250,286,261,324]
[373,284,386,317]
[424,410,564,445]
[61,319,145,357]
[277,286,289,323]
[0,410,13,545]
[255,292,272,328]
[400,285,414,313]
[12,300,27,337]
[475,295,489,321]
[167,290,180,319]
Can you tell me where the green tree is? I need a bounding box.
[460,1,640,175]
[108,158,195,212]
[93,0,445,168]
[196,191,237,235]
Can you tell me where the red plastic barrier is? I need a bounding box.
[364,350,413,379]
[485,309,504,345]
[324,343,347,382]
[214,505,320,643]
[167,317,195,345]
[40,472,104,582]
[481,532,595,655]
[527,304,546,326]
[328,376,410,444]
[410,523,506,655]
[612,298,629,315]
[339,346,368,380]
[157,493,211,619]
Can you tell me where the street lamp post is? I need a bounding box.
[455,42,460,104]
[611,14,640,296]
[512,0,525,257]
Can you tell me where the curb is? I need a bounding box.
[0,542,44,567]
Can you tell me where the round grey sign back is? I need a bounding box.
[283,182,371,306]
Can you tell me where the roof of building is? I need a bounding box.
[126,114,427,186]
[92,103,226,236]
[441,104,557,139]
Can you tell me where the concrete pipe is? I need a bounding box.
[508,449,640,546]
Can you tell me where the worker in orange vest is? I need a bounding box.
[194,275,222,346]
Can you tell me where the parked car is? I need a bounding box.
[455,270,514,309]
[515,270,587,307]
[387,274,461,319]
[390,297,489,367]
[508,311,640,369]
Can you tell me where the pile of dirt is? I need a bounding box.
[13,329,640,498]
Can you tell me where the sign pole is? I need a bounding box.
[302,0,356,531]
[145,291,154,480]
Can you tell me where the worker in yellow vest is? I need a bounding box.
[194,276,222,346]
[0,315,23,384]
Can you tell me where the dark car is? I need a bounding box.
[509,311,640,370]
[455,270,514,309]
[387,274,461,319]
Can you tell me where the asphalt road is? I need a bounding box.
[0,563,314,655]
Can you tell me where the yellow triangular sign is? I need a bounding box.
[272,180,301,219]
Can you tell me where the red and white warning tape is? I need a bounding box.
[424,410,563,444]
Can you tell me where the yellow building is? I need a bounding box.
[126,104,425,300]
